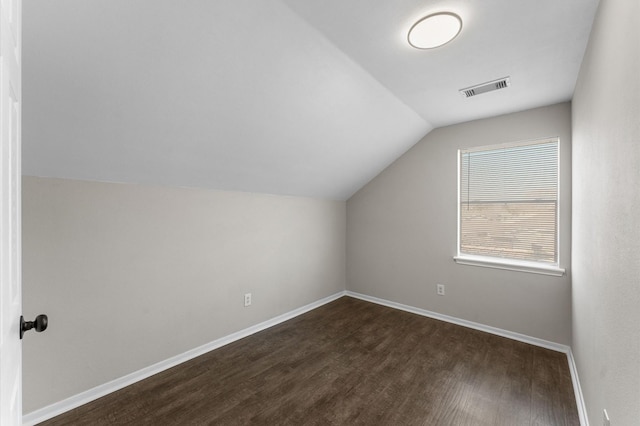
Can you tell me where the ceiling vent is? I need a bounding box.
[459,77,511,98]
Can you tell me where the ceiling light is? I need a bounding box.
[408,12,462,49]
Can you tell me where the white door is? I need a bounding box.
[0,0,22,424]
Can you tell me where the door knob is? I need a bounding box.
[20,314,48,339]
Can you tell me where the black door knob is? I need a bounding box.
[20,314,48,339]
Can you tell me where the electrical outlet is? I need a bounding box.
[603,409,610,426]
[437,284,445,296]
[244,293,252,307]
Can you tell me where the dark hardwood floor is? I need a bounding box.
[39,297,579,425]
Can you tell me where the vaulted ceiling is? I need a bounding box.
[22,0,599,200]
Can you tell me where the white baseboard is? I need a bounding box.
[22,291,346,426]
[567,348,589,426]
[345,291,589,426]
[24,290,589,426]
[345,291,569,352]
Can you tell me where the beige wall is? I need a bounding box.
[21,177,346,413]
[572,0,640,424]
[347,103,572,345]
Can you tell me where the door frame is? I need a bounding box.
[0,0,23,424]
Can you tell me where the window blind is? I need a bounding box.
[459,138,559,264]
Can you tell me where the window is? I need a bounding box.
[454,137,564,276]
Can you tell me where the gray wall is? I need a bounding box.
[572,0,640,424]
[22,177,346,413]
[347,103,572,345]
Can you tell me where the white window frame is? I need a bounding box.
[453,137,565,277]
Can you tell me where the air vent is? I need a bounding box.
[459,77,511,98]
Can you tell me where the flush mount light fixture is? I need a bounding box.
[408,12,462,49]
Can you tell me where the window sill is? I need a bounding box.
[453,255,566,277]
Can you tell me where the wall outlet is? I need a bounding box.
[603,409,610,426]
[436,284,445,296]
[244,293,252,307]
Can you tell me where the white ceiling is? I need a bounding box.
[22,0,599,200]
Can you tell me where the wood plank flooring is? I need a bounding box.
[39,297,579,425]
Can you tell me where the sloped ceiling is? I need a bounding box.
[22,0,599,200]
